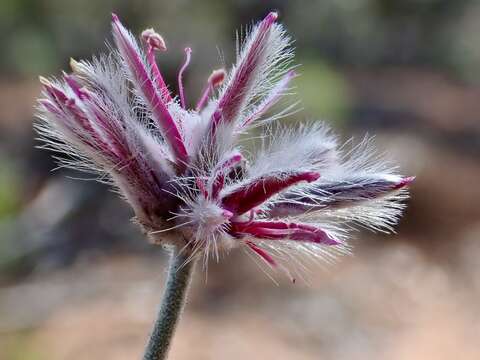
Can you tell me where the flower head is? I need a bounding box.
[36,12,413,276]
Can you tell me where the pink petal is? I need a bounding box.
[221,171,320,215]
[246,241,277,266]
[214,12,278,125]
[210,152,244,199]
[112,14,188,169]
[231,221,338,245]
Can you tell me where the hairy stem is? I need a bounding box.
[143,247,195,360]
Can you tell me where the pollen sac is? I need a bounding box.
[141,28,167,51]
[208,69,226,87]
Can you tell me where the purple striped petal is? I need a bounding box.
[268,175,415,217]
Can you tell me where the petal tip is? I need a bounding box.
[265,11,278,23]
[305,171,321,182]
[394,176,416,189]
[38,76,50,86]
[69,57,80,72]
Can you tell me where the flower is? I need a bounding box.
[36,12,413,275]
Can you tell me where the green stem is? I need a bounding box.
[143,247,195,360]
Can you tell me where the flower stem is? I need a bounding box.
[143,246,195,360]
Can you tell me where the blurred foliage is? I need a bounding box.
[287,0,474,72]
[0,332,42,360]
[0,0,478,80]
[294,60,352,124]
[0,157,21,219]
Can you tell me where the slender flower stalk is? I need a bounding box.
[35,11,414,359]
[143,248,195,360]
[196,69,226,111]
[178,47,192,109]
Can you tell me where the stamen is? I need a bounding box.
[141,28,172,102]
[196,68,226,111]
[178,47,192,109]
[209,68,226,87]
[141,28,167,51]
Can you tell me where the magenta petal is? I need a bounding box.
[112,14,188,169]
[210,152,243,199]
[213,12,278,125]
[246,241,277,266]
[221,171,320,215]
[392,176,415,190]
[231,221,337,245]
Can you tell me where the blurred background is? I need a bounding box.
[0,0,479,359]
